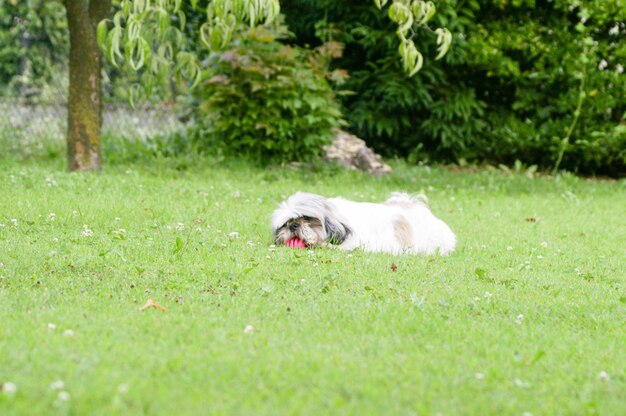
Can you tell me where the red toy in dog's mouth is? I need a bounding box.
[286,237,307,249]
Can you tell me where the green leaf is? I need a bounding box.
[128,83,142,108]
[157,7,170,36]
[434,28,452,60]
[106,27,123,67]
[199,22,212,50]
[389,2,411,31]
[173,236,183,254]
[399,40,423,76]
[373,0,389,10]
[133,0,146,14]
[531,350,546,364]
[475,268,490,282]
[264,0,280,23]
[96,20,108,50]
[177,9,186,31]
[126,39,146,71]
[211,26,224,50]
[423,1,437,24]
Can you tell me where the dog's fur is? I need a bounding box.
[272,192,456,255]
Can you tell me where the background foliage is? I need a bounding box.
[0,0,624,175]
[283,0,626,176]
[0,0,68,96]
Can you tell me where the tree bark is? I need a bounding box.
[64,0,111,172]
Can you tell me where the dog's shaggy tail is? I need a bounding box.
[384,192,430,208]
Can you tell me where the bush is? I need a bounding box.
[190,25,343,164]
[282,0,626,176]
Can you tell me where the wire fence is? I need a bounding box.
[0,73,188,159]
[1,99,187,156]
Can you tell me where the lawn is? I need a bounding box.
[1,158,624,415]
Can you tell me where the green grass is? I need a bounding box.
[1,158,625,415]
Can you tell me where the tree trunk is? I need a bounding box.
[64,0,111,172]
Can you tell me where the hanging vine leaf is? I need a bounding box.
[434,28,452,60]
[375,0,452,76]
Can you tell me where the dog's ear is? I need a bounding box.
[324,216,350,245]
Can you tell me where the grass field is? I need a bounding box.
[1,157,625,415]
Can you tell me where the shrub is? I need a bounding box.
[190,25,343,164]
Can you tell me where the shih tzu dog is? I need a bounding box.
[272,192,456,255]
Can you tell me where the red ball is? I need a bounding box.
[286,237,306,249]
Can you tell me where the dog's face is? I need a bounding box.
[271,192,350,248]
[273,216,325,247]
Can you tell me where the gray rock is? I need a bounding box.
[324,129,392,176]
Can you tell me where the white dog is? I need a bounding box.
[272,192,456,255]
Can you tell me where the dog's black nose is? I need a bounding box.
[289,223,299,232]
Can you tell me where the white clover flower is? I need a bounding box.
[57,391,70,401]
[175,222,185,231]
[540,241,548,248]
[598,59,608,70]
[484,291,492,299]
[609,25,619,36]
[616,64,623,74]
[475,373,485,380]
[515,314,525,324]
[82,225,93,237]
[2,381,17,394]
[45,176,58,187]
[47,323,57,330]
[48,213,56,221]
[598,371,610,381]
[52,237,59,242]
[507,246,513,251]
[10,219,18,227]
[228,232,239,239]
[50,380,65,390]
[244,325,254,334]
[63,329,75,337]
